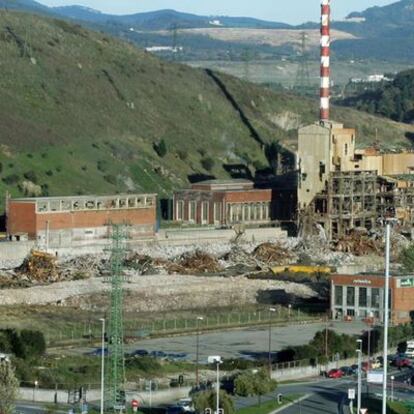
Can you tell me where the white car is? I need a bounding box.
[177,398,194,412]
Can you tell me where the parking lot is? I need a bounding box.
[120,320,367,362]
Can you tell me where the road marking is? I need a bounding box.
[269,393,312,414]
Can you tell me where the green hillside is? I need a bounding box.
[339,69,414,124]
[0,11,413,209]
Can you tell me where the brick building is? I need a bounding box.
[330,273,414,325]
[6,194,157,247]
[173,180,273,227]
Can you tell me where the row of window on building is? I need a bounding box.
[333,285,385,309]
[175,201,271,224]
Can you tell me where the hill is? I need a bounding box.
[339,69,414,124]
[332,0,414,62]
[0,10,413,209]
[0,0,290,30]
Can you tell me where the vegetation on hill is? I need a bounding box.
[0,11,413,211]
[339,69,414,124]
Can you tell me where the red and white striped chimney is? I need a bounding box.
[320,0,331,122]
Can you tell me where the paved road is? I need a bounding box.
[68,321,367,361]
[235,370,414,414]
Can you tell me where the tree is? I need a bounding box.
[0,361,19,414]
[193,390,235,414]
[235,369,277,406]
[20,330,46,358]
[153,139,167,158]
[201,156,215,172]
[400,244,414,272]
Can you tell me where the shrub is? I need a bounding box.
[45,170,53,177]
[125,356,161,373]
[193,390,235,414]
[400,244,414,271]
[153,139,167,158]
[20,330,46,357]
[177,150,188,161]
[2,174,19,185]
[23,171,38,183]
[104,175,117,185]
[97,160,109,172]
[201,156,215,171]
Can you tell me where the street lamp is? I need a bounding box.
[357,339,363,414]
[382,223,391,414]
[391,376,395,402]
[208,356,222,414]
[33,380,38,402]
[99,318,105,414]
[268,308,276,376]
[196,316,204,387]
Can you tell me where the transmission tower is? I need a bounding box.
[294,32,311,94]
[105,224,128,412]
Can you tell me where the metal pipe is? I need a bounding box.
[382,223,391,414]
[216,362,220,414]
[357,340,362,414]
[268,308,276,376]
[100,318,105,414]
[196,316,203,387]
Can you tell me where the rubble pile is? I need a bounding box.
[17,251,59,282]
[172,250,223,274]
[253,242,295,265]
[59,255,104,279]
[334,232,382,256]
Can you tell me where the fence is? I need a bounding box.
[46,307,323,345]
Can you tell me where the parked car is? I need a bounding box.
[340,366,354,376]
[86,348,108,356]
[393,357,412,368]
[328,369,343,378]
[350,364,359,374]
[166,406,185,414]
[150,350,168,360]
[129,349,148,357]
[177,398,194,412]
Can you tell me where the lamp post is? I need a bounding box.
[195,316,204,387]
[268,308,276,376]
[208,356,222,414]
[382,223,391,414]
[33,380,38,402]
[391,376,395,402]
[99,318,105,414]
[357,339,363,414]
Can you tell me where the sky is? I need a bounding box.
[36,0,397,24]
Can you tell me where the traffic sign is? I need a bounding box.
[131,399,139,412]
[360,409,368,414]
[348,388,355,400]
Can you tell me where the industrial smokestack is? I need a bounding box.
[320,0,331,122]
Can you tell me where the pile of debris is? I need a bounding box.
[174,250,222,274]
[124,250,223,275]
[60,255,105,280]
[334,231,382,256]
[17,250,59,282]
[253,242,295,265]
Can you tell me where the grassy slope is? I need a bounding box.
[0,11,412,210]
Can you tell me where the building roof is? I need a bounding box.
[10,193,157,203]
[190,179,255,191]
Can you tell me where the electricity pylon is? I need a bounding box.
[294,32,311,94]
[105,224,128,411]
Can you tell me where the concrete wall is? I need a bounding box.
[297,124,331,208]
[0,241,35,267]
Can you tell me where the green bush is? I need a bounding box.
[23,171,38,183]
[400,244,414,271]
[153,139,167,158]
[20,330,46,357]
[125,356,161,373]
[193,390,235,414]
[2,174,20,185]
[235,369,277,405]
[201,157,215,171]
